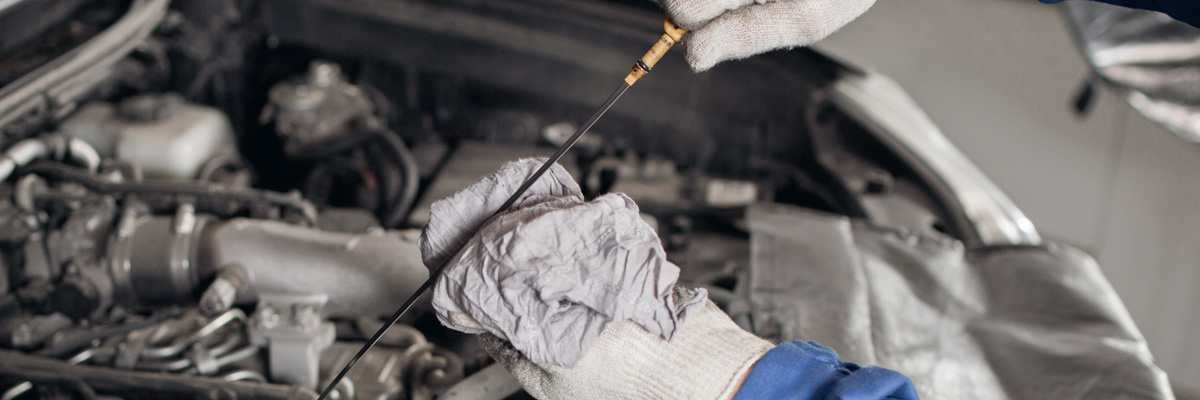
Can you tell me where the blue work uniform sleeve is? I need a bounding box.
[1039,0,1199,27]
[733,340,919,400]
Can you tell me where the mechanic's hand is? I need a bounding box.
[661,0,877,71]
[420,159,773,399]
[420,159,708,367]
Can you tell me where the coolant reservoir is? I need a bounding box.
[60,93,236,180]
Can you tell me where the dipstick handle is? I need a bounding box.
[624,17,688,85]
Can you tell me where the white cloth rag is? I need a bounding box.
[421,158,707,367]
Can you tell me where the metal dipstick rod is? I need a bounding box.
[317,17,688,400]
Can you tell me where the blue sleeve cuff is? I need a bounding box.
[733,340,919,400]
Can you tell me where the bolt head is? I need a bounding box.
[257,304,281,329]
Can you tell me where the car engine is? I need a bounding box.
[0,0,1028,399]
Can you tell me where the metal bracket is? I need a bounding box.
[249,293,335,389]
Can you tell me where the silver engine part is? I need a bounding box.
[103,212,428,318]
[264,60,379,152]
[1,43,441,395]
[7,197,432,393]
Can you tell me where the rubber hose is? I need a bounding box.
[288,129,418,227]
[364,144,396,219]
[369,130,419,228]
[19,162,317,224]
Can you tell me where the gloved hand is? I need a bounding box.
[660,0,877,71]
[421,158,708,367]
[421,159,774,399]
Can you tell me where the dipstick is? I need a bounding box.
[317,17,688,400]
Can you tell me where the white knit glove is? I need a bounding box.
[660,0,877,71]
[479,297,774,400]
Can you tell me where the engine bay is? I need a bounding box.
[0,0,981,398]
